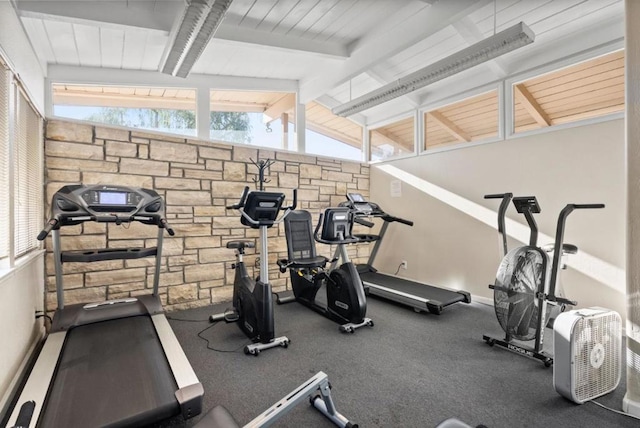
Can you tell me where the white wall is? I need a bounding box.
[0,2,46,413]
[0,253,45,413]
[0,1,45,113]
[370,119,625,317]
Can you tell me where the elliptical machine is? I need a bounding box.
[483,193,604,366]
[276,207,374,333]
[209,186,297,356]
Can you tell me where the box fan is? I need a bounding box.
[553,307,622,403]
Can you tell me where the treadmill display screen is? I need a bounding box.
[347,193,365,203]
[99,191,127,205]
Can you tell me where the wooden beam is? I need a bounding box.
[306,122,362,149]
[52,91,196,110]
[370,128,413,152]
[427,111,470,142]
[263,93,296,123]
[52,89,270,112]
[514,84,551,127]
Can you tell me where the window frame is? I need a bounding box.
[0,55,44,276]
[505,44,625,140]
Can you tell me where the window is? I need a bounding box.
[52,84,197,136]
[0,58,43,267]
[424,90,498,150]
[14,91,42,258]
[210,90,294,150]
[369,116,414,161]
[513,50,624,134]
[0,65,9,263]
[304,101,363,161]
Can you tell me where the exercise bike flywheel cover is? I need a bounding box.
[493,246,548,341]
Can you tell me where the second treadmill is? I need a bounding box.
[342,193,471,315]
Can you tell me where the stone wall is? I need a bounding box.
[43,119,370,312]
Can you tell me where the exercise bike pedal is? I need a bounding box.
[210,310,239,323]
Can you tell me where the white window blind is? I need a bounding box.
[14,89,42,258]
[0,66,9,260]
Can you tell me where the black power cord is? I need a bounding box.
[167,316,249,353]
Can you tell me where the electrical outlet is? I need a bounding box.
[401,260,408,270]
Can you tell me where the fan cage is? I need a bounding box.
[493,246,548,340]
[572,312,622,402]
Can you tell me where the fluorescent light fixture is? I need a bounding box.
[161,0,232,78]
[332,22,535,117]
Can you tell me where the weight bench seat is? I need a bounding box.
[194,405,240,428]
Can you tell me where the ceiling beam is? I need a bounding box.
[52,90,195,110]
[15,0,181,33]
[306,122,361,149]
[263,93,296,123]
[366,67,421,107]
[452,17,507,78]
[47,64,298,92]
[427,111,470,142]
[514,83,551,127]
[298,0,491,103]
[315,95,367,126]
[214,25,349,59]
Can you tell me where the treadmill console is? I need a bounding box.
[46,184,167,231]
[346,192,375,214]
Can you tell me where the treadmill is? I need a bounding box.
[342,193,471,315]
[7,184,203,428]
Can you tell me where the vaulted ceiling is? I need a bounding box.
[12,0,624,125]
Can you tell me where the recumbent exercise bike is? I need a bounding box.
[209,186,296,356]
[276,207,373,333]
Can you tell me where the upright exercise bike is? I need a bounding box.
[483,193,604,366]
[276,207,373,333]
[209,186,297,356]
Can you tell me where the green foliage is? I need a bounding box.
[209,111,252,144]
[84,107,252,143]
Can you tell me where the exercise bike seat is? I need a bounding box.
[193,405,240,428]
[542,243,578,255]
[226,240,255,250]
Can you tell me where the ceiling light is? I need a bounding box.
[161,0,232,78]
[332,22,535,117]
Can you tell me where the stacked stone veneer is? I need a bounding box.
[43,119,370,312]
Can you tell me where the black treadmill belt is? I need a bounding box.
[40,316,179,428]
[361,272,466,306]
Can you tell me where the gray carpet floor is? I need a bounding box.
[165,296,636,428]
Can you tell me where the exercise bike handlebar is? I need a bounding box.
[226,186,251,210]
[484,193,512,200]
[572,203,605,210]
[281,188,297,211]
[547,202,605,299]
[485,192,513,256]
